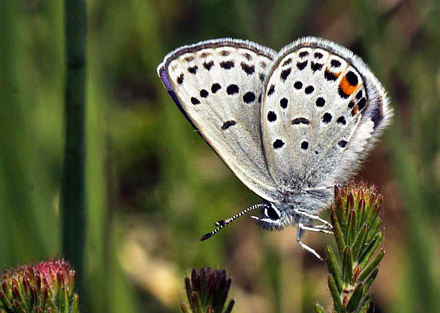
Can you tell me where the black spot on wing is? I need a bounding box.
[219,50,231,56]
[226,84,239,95]
[188,66,198,74]
[241,62,255,75]
[242,52,252,61]
[324,70,338,81]
[345,71,359,85]
[222,120,236,130]
[292,118,310,125]
[243,91,256,103]
[358,98,367,110]
[314,52,323,59]
[305,86,314,94]
[322,112,332,123]
[311,62,323,72]
[299,51,309,58]
[177,73,184,85]
[294,81,303,89]
[191,97,200,105]
[203,61,214,70]
[338,140,348,148]
[211,83,221,93]
[330,59,341,68]
[316,97,325,107]
[267,111,277,122]
[268,84,275,96]
[280,98,288,109]
[200,89,209,98]
[220,61,234,69]
[273,139,285,149]
[337,116,347,125]
[296,61,308,70]
[301,141,309,150]
[280,68,291,81]
[282,58,292,66]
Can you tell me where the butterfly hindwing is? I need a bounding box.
[158,39,282,202]
[261,37,391,190]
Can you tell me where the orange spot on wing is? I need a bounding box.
[351,105,359,116]
[339,76,358,96]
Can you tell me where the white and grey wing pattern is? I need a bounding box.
[157,39,282,202]
[261,37,392,191]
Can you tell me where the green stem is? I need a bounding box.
[61,0,87,299]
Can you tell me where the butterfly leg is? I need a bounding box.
[296,225,323,260]
[294,209,333,230]
[299,224,333,234]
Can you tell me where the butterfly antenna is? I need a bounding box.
[200,204,266,241]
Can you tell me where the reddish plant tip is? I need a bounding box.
[0,258,79,313]
[334,182,381,204]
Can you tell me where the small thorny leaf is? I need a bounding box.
[315,182,385,313]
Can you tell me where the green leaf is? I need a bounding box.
[359,296,371,313]
[366,217,381,243]
[362,269,379,298]
[328,276,344,312]
[331,210,346,257]
[314,303,326,313]
[326,246,343,293]
[346,211,356,245]
[342,246,353,285]
[358,233,383,267]
[359,249,385,282]
[351,224,368,260]
[346,283,363,312]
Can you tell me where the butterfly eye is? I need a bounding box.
[264,206,280,220]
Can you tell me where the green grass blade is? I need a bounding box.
[61,0,87,300]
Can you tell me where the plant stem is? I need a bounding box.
[61,0,87,299]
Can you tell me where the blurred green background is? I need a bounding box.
[1,0,439,312]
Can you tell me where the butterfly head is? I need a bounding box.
[251,202,293,231]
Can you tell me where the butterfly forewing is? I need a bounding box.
[158,39,282,202]
[261,38,390,190]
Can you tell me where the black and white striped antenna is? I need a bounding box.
[200,204,266,241]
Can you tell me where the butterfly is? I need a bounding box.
[157,37,392,258]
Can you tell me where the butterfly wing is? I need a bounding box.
[158,39,282,202]
[261,37,392,190]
